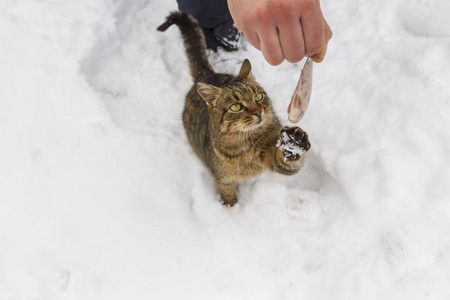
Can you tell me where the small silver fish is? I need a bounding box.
[288,58,313,123]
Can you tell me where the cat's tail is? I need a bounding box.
[157,11,214,82]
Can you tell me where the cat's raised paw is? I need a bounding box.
[278,126,311,161]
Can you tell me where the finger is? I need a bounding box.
[311,19,332,63]
[258,27,284,66]
[299,5,324,57]
[278,19,305,63]
[311,42,327,63]
[241,30,261,51]
[323,18,333,41]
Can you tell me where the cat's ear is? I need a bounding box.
[197,82,219,105]
[236,59,253,80]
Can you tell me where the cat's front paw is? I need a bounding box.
[277,126,311,161]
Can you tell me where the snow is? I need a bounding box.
[277,130,307,161]
[1,0,450,299]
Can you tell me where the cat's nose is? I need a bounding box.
[253,109,262,117]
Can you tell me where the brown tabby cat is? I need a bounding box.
[158,11,311,206]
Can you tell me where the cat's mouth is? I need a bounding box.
[244,114,265,131]
[228,111,270,133]
[253,109,267,126]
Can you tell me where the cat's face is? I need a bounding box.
[214,82,275,134]
[197,59,277,135]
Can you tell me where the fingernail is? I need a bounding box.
[312,43,328,63]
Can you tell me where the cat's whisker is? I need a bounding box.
[247,130,254,146]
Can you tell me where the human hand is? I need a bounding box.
[227,0,332,65]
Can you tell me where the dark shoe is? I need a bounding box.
[202,19,241,52]
[213,19,241,51]
[202,28,223,51]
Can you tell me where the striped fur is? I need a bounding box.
[157,11,213,82]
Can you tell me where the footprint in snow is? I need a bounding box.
[285,190,322,222]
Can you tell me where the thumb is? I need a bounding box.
[311,42,328,63]
[311,18,332,63]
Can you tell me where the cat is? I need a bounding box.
[157,11,311,206]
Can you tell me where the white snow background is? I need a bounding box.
[1,0,450,299]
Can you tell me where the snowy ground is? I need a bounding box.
[1,0,450,299]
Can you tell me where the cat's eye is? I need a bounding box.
[229,103,242,112]
[254,92,263,102]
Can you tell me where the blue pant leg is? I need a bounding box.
[176,0,232,28]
